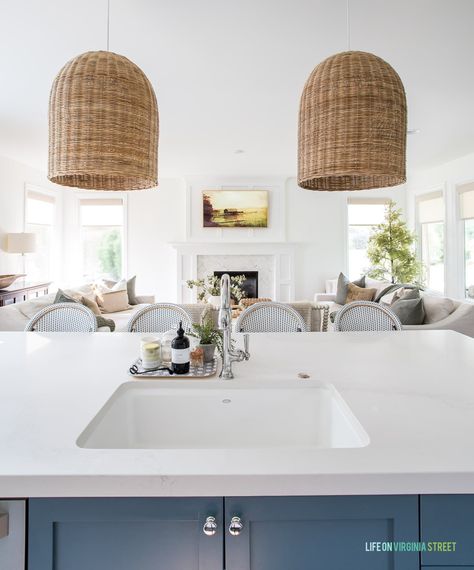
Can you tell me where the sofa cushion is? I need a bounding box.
[345,283,377,303]
[422,294,456,324]
[335,273,365,305]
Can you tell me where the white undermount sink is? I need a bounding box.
[77,382,369,450]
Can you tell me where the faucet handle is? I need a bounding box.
[243,334,250,359]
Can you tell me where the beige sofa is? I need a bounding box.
[0,283,155,332]
[314,279,474,337]
[0,291,326,333]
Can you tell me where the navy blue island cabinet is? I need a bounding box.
[29,495,420,570]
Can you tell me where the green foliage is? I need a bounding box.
[367,201,423,285]
[189,313,226,356]
[98,229,122,280]
[186,274,247,303]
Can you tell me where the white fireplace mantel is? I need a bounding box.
[171,242,296,303]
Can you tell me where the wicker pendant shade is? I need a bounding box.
[298,51,407,191]
[48,51,158,190]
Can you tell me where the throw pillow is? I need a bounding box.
[390,294,425,325]
[365,277,392,298]
[97,290,130,313]
[126,275,140,305]
[54,289,79,304]
[345,283,377,304]
[81,296,102,316]
[96,315,116,332]
[111,278,127,292]
[335,273,366,305]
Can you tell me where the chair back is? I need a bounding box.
[25,303,97,332]
[235,302,308,333]
[127,303,193,333]
[334,301,402,332]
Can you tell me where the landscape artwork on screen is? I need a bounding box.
[203,190,268,228]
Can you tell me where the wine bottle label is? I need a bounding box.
[171,348,190,364]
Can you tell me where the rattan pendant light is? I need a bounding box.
[298,4,407,191]
[48,3,158,190]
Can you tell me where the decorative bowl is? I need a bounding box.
[0,274,26,289]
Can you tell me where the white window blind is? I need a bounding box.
[79,198,124,226]
[458,182,474,220]
[26,191,55,225]
[417,192,444,224]
[347,199,388,226]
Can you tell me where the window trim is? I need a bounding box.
[23,183,60,282]
[415,188,446,294]
[456,180,474,300]
[75,192,128,280]
[346,197,390,279]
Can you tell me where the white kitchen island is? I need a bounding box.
[0,330,473,497]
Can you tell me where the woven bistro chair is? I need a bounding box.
[235,302,308,333]
[25,303,97,332]
[127,303,192,333]
[334,301,402,332]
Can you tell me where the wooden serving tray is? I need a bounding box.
[128,358,218,379]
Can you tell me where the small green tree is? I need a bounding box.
[367,201,422,284]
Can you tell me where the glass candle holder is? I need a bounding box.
[190,347,204,368]
[140,336,161,369]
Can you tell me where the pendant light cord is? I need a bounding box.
[346,0,351,51]
[106,0,110,51]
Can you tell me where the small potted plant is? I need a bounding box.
[189,315,223,362]
[186,274,247,307]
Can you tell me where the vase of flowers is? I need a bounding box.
[186,274,247,305]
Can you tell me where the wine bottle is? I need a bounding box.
[171,321,190,374]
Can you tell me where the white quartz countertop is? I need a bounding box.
[1,330,474,497]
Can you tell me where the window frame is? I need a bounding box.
[456,181,474,301]
[415,189,446,294]
[76,192,128,281]
[23,183,61,282]
[345,197,390,280]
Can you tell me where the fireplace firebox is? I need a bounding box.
[214,271,258,299]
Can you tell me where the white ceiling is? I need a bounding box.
[0,0,473,178]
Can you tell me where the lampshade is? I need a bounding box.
[6,233,37,254]
[48,50,159,191]
[298,51,407,191]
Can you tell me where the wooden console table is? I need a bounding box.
[0,281,52,307]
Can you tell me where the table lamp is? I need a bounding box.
[6,232,37,276]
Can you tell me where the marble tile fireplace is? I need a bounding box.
[172,243,295,303]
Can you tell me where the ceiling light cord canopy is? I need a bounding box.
[297,1,407,192]
[48,1,159,191]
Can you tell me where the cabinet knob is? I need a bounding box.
[202,516,218,536]
[229,515,244,536]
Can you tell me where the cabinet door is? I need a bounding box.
[225,496,418,570]
[421,494,474,566]
[29,498,223,570]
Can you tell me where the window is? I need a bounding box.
[458,183,474,299]
[417,192,445,293]
[79,198,125,281]
[347,199,388,279]
[25,190,56,281]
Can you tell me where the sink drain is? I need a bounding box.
[222,399,232,404]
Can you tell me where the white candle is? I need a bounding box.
[140,336,161,369]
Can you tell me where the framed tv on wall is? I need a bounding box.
[202,190,268,228]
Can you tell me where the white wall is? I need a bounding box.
[0,152,407,302]
[286,179,406,299]
[406,151,474,299]
[61,178,186,300]
[0,155,61,277]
